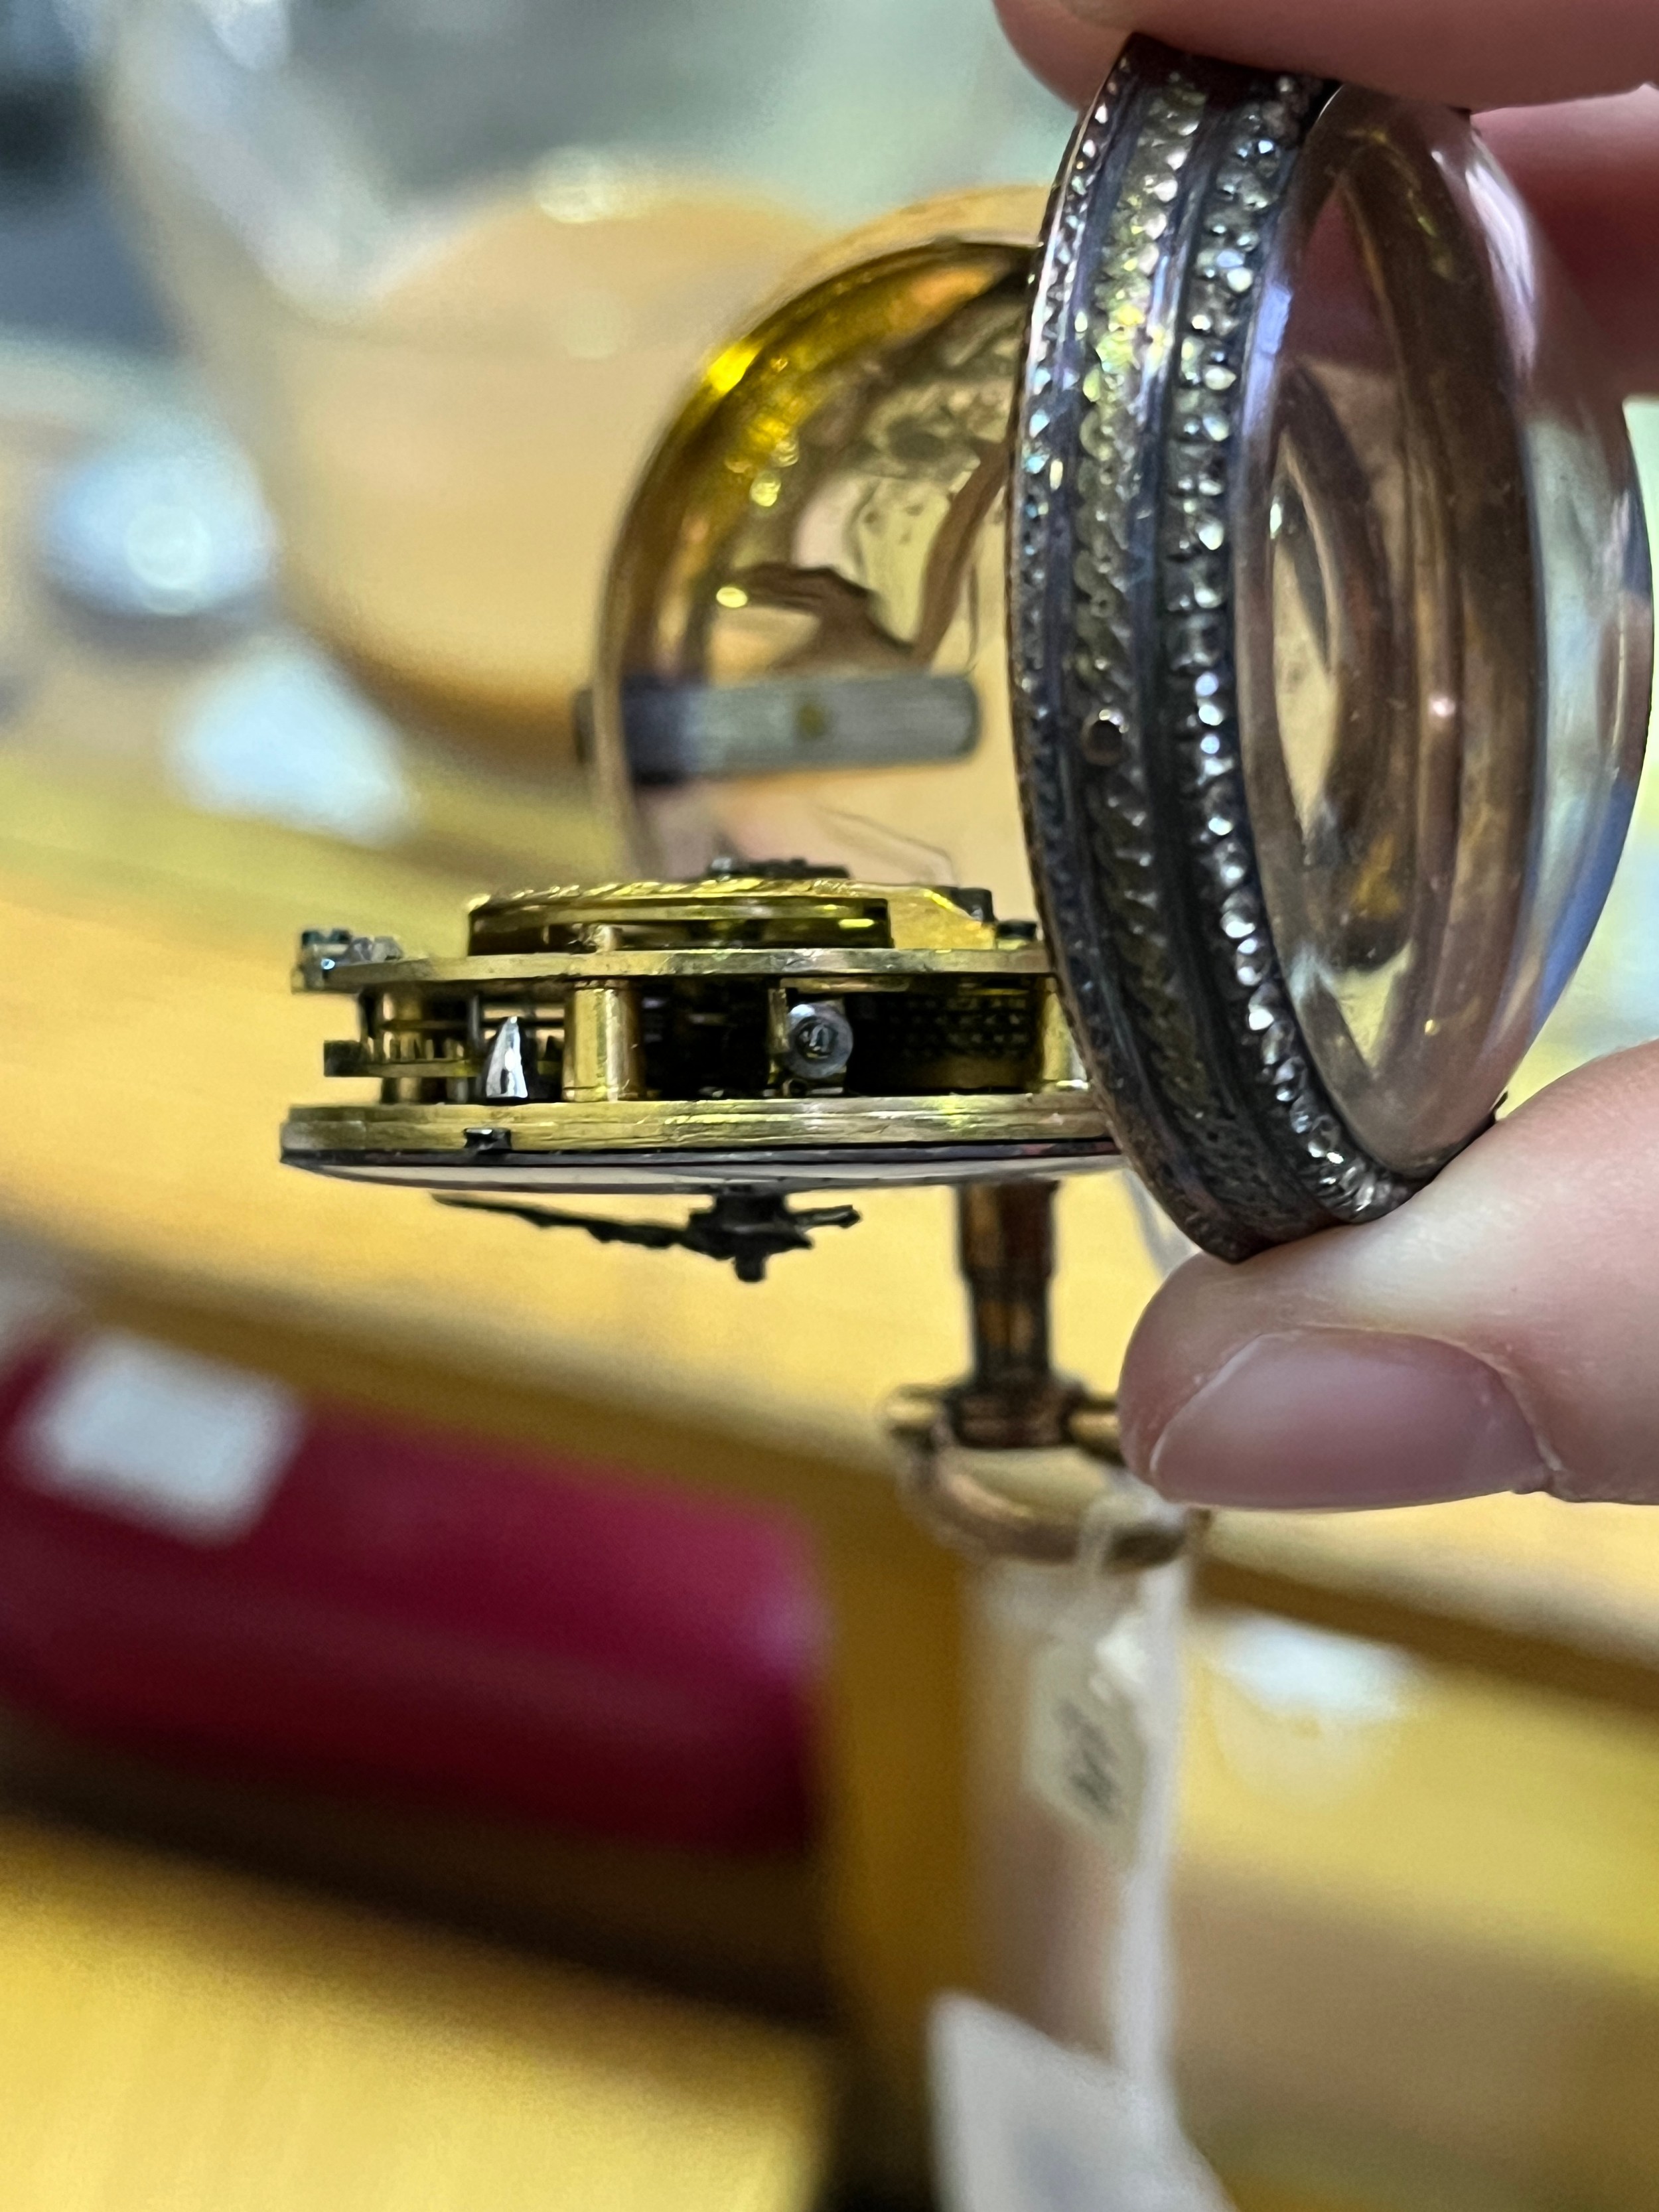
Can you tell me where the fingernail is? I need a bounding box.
[1145,1330,1550,1509]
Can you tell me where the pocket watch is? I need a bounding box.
[280,40,1650,1550]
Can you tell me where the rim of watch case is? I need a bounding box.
[1010,39,1650,1258]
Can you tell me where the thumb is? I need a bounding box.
[1118,1044,1659,1509]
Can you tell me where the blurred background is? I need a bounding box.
[2,5,1659,2210]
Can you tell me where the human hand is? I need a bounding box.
[999,3,1659,402]
[998,0,1659,1509]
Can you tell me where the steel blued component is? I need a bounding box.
[435,1189,862,1286]
[281,874,1119,1204]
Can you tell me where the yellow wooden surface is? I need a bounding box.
[1185,1628,1659,2000]
[1179,1620,1659,2212]
[0,1702,828,2018]
[0,1811,830,2212]
[5,348,1659,2199]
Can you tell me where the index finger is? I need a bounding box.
[997,1,1659,392]
[996,0,1658,110]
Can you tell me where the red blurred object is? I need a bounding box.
[0,1323,822,1853]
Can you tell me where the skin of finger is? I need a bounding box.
[1481,95,1659,393]
[1117,1043,1659,1507]
[995,0,1124,104]
[996,8,1659,390]
[995,0,1659,109]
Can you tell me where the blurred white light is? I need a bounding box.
[1210,1613,1421,1728]
[171,642,415,846]
[21,1332,302,1542]
[204,0,290,71]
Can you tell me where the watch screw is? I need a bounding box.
[782,997,854,1082]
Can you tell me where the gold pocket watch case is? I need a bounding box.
[282,38,1652,1271]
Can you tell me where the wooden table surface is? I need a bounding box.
[0,1810,829,2212]
[5,342,1659,2193]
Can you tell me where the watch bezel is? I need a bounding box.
[1011,41,1510,1258]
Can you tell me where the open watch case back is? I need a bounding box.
[281,38,1652,1275]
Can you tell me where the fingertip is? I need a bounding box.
[1117,1051,1659,1511]
[1131,1327,1551,1510]
[1116,1250,1244,1477]
[1479,93,1659,394]
[994,0,1123,106]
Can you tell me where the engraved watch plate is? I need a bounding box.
[1013,40,1652,1257]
